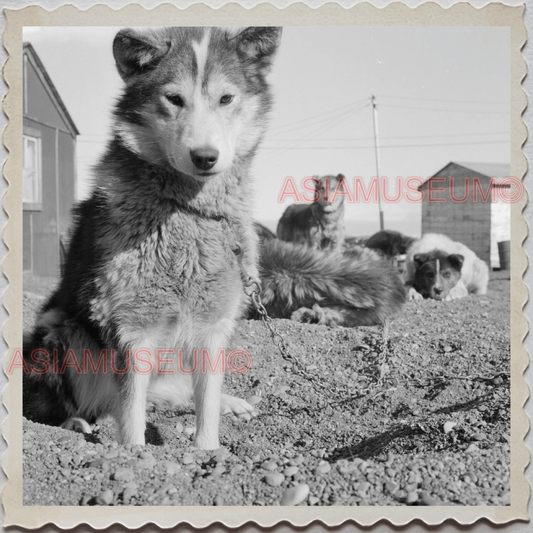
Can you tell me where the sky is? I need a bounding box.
[23,26,510,237]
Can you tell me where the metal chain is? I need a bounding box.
[234,242,392,406]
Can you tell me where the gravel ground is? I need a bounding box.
[22,273,510,507]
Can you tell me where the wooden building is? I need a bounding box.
[23,42,79,277]
[419,162,510,268]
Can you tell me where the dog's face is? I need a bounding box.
[112,27,281,181]
[412,251,464,300]
[316,174,346,209]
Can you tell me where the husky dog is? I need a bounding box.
[365,230,416,260]
[277,174,346,251]
[257,239,406,326]
[23,27,282,450]
[406,233,489,301]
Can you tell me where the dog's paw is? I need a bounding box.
[220,394,257,421]
[408,287,423,301]
[61,417,92,434]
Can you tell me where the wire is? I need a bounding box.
[267,96,370,134]
[379,103,510,115]
[272,103,371,156]
[269,130,511,143]
[377,94,509,106]
[261,139,509,150]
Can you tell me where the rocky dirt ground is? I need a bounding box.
[22,272,511,507]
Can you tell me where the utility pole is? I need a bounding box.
[371,94,384,231]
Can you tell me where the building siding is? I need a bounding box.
[23,44,78,277]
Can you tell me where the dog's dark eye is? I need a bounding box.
[220,94,234,105]
[443,272,450,279]
[166,94,185,107]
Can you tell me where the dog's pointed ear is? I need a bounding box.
[414,253,430,267]
[113,28,171,81]
[236,27,282,72]
[448,254,465,271]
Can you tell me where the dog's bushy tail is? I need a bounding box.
[257,239,406,326]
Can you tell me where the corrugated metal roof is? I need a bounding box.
[23,42,79,136]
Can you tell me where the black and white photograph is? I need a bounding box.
[4,3,527,526]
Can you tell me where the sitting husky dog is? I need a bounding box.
[277,174,346,252]
[257,239,406,326]
[23,27,282,450]
[405,233,489,301]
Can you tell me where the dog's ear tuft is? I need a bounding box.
[448,254,465,271]
[414,253,430,267]
[236,27,282,72]
[113,28,171,81]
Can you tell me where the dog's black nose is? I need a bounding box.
[434,287,443,295]
[190,148,219,171]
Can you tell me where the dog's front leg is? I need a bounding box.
[193,359,224,450]
[114,361,150,446]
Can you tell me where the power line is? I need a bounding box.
[377,94,509,105]
[269,130,511,143]
[261,139,509,150]
[379,103,510,115]
[267,97,370,134]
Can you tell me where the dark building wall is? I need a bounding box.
[23,49,77,277]
[420,164,492,263]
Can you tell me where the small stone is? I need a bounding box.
[265,472,285,487]
[443,421,457,434]
[443,346,453,353]
[209,465,226,478]
[175,422,184,433]
[89,457,107,469]
[139,455,156,468]
[308,496,320,505]
[182,452,194,465]
[104,449,118,459]
[214,495,224,506]
[466,443,480,453]
[281,484,310,506]
[406,491,419,504]
[261,460,278,471]
[385,481,398,494]
[184,427,195,436]
[113,468,135,482]
[230,464,243,475]
[288,455,305,466]
[472,432,487,441]
[122,487,137,502]
[283,466,299,477]
[314,461,331,475]
[420,491,441,506]
[95,489,114,506]
[160,460,181,475]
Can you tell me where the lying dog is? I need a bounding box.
[257,239,406,326]
[405,233,489,301]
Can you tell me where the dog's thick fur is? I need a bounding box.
[257,239,406,326]
[23,27,282,450]
[365,230,416,260]
[406,233,489,301]
[277,174,346,251]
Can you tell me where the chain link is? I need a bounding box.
[235,242,391,407]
